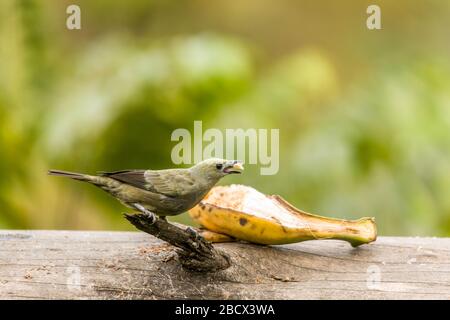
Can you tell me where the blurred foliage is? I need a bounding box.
[0,0,449,236]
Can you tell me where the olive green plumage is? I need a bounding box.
[48,158,244,218]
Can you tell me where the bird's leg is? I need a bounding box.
[185,226,201,240]
[133,203,156,224]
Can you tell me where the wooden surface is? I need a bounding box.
[0,230,449,299]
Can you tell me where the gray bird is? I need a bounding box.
[48,158,244,222]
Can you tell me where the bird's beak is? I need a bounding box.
[223,160,244,174]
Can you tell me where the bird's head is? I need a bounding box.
[190,158,244,180]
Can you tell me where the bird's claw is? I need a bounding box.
[134,203,157,225]
[186,226,200,239]
[144,212,156,224]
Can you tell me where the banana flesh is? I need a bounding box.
[197,229,235,243]
[189,184,377,247]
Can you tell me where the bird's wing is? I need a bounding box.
[99,169,193,197]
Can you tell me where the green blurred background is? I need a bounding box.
[0,0,449,236]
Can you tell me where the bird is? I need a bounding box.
[48,158,244,223]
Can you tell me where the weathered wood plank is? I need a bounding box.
[0,230,449,299]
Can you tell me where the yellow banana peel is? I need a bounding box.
[189,185,377,247]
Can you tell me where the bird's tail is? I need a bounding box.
[48,169,122,193]
[48,169,90,181]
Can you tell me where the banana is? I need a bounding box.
[197,229,235,243]
[189,184,377,247]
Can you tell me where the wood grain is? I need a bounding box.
[124,213,231,272]
[0,230,449,299]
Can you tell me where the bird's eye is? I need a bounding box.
[216,163,223,170]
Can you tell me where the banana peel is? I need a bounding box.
[189,185,377,247]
